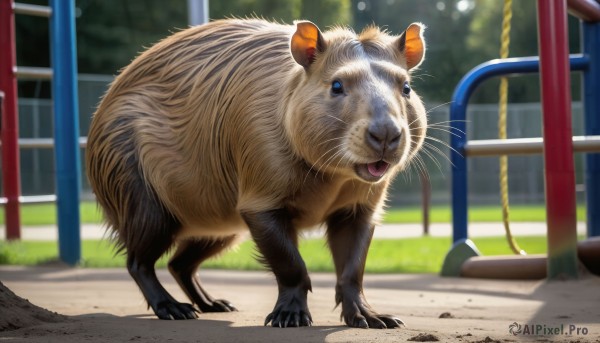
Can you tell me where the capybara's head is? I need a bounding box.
[285,21,427,183]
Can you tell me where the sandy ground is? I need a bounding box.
[0,266,599,342]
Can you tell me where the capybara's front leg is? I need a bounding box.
[327,207,404,329]
[242,209,313,328]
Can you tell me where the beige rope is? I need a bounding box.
[498,0,525,255]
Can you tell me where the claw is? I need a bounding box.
[265,313,274,326]
[283,312,291,328]
[357,318,368,329]
[224,301,238,312]
[377,315,404,328]
[394,317,405,327]
[302,313,312,327]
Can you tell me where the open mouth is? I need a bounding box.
[355,160,390,182]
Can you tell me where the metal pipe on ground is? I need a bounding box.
[460,238,600,279]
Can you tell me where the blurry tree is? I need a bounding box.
[210,0,351,28]
[351,0,581,104]
[466,0,581,103]
[15,0,351,85]
[299,0,352,28]
[12,0,582,103]
[15,0,188,97]
[210,0,302,23]
[76,0,187,74]
[352,0,477,103]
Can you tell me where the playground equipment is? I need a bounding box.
[442,0,600,279]
[0,0,81,264]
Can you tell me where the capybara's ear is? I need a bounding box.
[291,21,325,68]
[397,23,426,70]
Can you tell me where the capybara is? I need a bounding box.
[86,18,427,328]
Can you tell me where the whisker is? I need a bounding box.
[332,150,350,176]
[422,142,455,168]
[415,126,462,138]
[321,149,345,177]
[413,155,431,181]
[315,143,346,181]
[303,142,345,185]
[316,136,344,147]
[423,136,461,155]
[422,140,452,160]
[412,120,467,135]
[326,114,348,125]
[420,145,444,173]
[425,101,453,114]
[406,154,428,183]
[428,119,469,125]
[407,115,422,128]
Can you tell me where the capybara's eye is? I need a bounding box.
[331,80,344,96]
[402,81,411,97]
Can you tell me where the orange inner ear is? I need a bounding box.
[404,24,425,70]
[291,22,321,67]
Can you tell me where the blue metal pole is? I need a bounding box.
[50,0,81,265]
[582,21,600,237]
[449,91,468,243]
[450,55,588,243]
[187,0,209,26]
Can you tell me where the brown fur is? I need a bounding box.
[86,18,427,326]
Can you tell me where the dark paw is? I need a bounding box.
[344,311,404,329]
[265,309,313,328]
[202,299,238,313]
[265,311,312,328]
[264,287,312,328]
[339,291,403,329]
[154,301,199,320]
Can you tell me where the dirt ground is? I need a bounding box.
[0,266,599,343]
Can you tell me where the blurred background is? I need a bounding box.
[8,0,586,208]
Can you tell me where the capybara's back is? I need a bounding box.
[87,20,295,247]
[86,18,428,326]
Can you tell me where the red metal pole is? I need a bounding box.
[536,0,578,279]
[567,0,600,22]
[0,0,22,240]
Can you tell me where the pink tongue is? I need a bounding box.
[367,161,389,177]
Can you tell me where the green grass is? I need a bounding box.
[0,202,103,226]
[0,202,584,273]
[0,236,551,273]
[0,202,586,226]
[383,204,587,223]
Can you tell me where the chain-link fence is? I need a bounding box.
[4,74,586,207]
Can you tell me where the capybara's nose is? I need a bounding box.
[366,119,401,154]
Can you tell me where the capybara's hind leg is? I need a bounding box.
[168,237,238,313]
[124,194,198,320]
[127,245,199,320]
[127,247,199,320]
